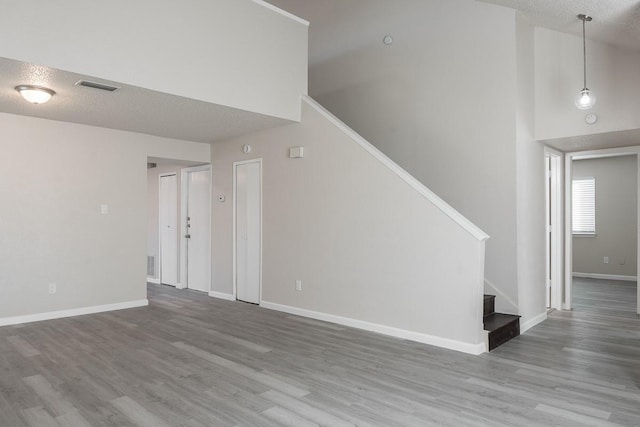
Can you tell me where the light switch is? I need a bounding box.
[101,204,109,215]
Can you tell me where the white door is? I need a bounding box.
[545,156,552,308]
[235,161,261,304]
[186,168,211,293]
[159,174,178,286]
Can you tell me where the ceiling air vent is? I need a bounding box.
[147,162,157,169]
[75,80,119,92]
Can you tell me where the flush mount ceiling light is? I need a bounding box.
[574,14,596,110]
[15,85,55,104]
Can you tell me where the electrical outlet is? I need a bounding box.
[295,279,302,291]
[604,257,609,264]
[48,283,56,294]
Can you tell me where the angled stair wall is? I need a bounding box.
[211,96,491,354]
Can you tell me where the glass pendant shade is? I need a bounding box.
[15,85,55,104]
[574,88,596,110]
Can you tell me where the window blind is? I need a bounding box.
[572,178,595,234]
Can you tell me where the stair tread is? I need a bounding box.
[484,313,520,332]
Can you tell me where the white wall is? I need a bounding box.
[211,99,487,353]
[535,27,640,140]
[0,113,209,322]
[515,15,547,328]
[299,0,520,311]
[572,156,638,277]
[0,0,308,121]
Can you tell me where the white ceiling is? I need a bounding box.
[478,0,640,51]
[269,0,640,52]
[268,0,640,152]
[3,1,639,151]
[542,128,640,152]
[0,57,290,144]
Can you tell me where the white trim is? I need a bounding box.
[175,282,185,290]
[566,148,640,314]
[233,158,263,304]
[180,164,213,293]
[302,96,489,242]
[251,0,310,26]
[0,299,148,327]
[208,291,235,301]
[571,145,640,160]
[564,155,573,310]
[572,272,637,282]
[261,301,486,355]
[544,148,564,311]
[484,278,519,311]
[147,277,160,285]
[544,145,563,157]
[520,311,547,334]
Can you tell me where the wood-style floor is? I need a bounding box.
[0,279,638,426]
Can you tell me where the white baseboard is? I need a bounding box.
[520,311,547,334]
[208,291,235,301]
[147,278,160,285]
[175,282,185,289]
[572,272,637,282]
[0,299,149,327]
[261,301,486,355]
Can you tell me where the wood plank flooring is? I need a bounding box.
[0,280,638,426]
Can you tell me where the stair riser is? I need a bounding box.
[488,320,520,351]
[483,296,495,317]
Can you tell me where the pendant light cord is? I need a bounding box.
[582,17,587,89]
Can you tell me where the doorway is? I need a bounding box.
[565,149,639,315]
[181,165,212,293]
[544,148,563,310]
[234,159,262,304]
[159,173,178,286]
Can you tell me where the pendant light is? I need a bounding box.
[574,14,596,110]
[15,85,55,104]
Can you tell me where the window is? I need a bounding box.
[572,178,595,235]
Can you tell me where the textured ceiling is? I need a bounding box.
[0,57,290,145]
[477,0,640,51]
[542,128,640,152]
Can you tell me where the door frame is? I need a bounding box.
[232,158,263,303]
[544,147,564,310]
[159,172,178,287]
[180,164,212,293]
[564,146,640,314]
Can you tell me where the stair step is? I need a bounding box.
[483,294,496,317]
[484,313,520,351]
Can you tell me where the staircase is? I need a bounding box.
[483,295,520,351]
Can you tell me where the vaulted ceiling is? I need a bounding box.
[268,0,640,152]
[478,0,640,51]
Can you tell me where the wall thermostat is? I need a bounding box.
[242,144,252,154]
[289,146,304,158]
[585,113,598,125]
